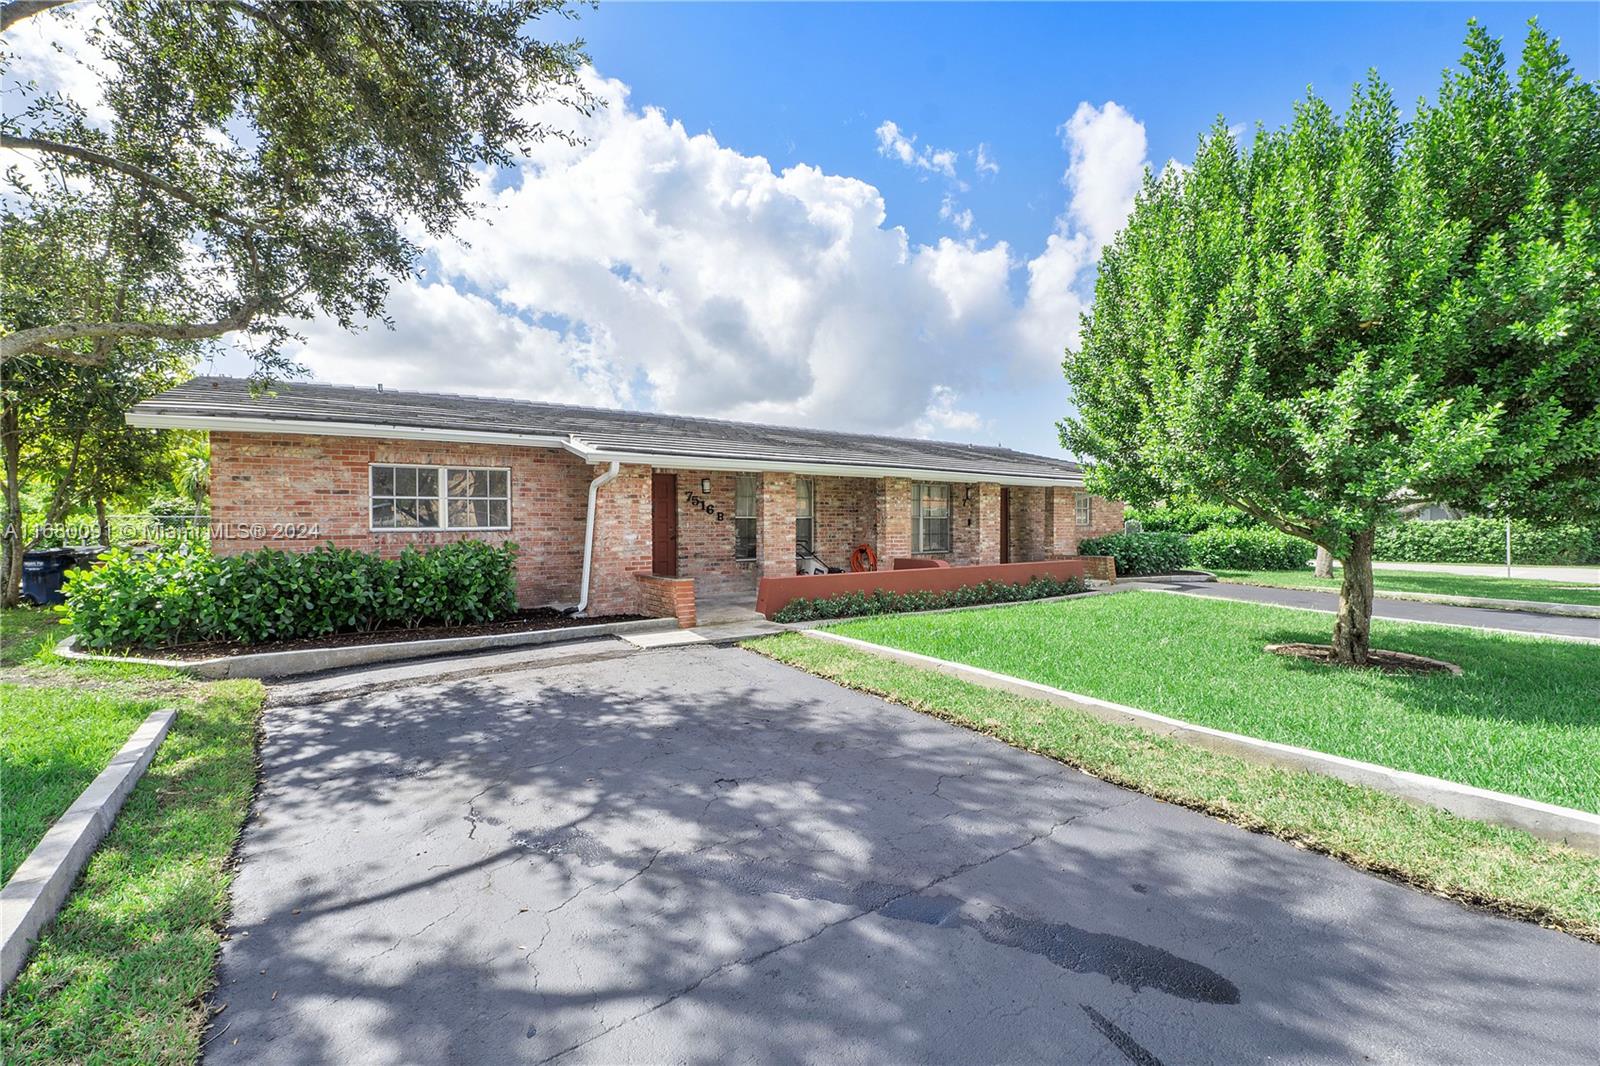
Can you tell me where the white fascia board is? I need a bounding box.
[124,412,572,452]
[570,445,1085,488]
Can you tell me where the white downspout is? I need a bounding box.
[575,461,620,616]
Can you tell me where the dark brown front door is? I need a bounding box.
[651,473,678,576]
[999,487,1011,563]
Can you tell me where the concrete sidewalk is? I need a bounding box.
[1371,561,1599,584]
[1148,577,1600,641]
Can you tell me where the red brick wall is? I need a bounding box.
[951,483,1002,566]
[757,471,796,580]
[636,574,696,627]
[876,478,914,562]
[1048,488,1126,556]
[587,464,652,615]
[660,469,758,599]
[808,475,877,569]
[209,431,594,608]
[209,431,1123,616]
[1007,486,1051,562]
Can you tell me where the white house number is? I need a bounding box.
[684,491,726,522]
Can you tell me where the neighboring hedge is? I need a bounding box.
[65,541,519,649]
[1125,501,1260,534]
[1188,527,1312,571]
[1375,518,1599,565]
[773,575,1089,623]
[1076,532,1190,576]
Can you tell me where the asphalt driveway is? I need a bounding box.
[209,642,1598,1064]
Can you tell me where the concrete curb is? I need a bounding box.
[798,629,1600,854]
[55,617,679,679]
[1,709,176,988]
[1217,579,1600,618]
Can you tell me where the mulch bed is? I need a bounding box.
[106,609,646,661]
[1266,642,1463,676]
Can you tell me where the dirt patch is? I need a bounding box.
[1266,642,1463,676]
[96,609,646,661]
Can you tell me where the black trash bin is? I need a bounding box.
[20,547,78,606]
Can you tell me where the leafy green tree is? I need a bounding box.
[1,0,593,372]
[1063,21,1599,664]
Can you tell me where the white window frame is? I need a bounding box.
[1075,493,1093,527]
[369,463,511,532]
[912,482,951,554]
[795,477,814,552]
[733,473,758,561]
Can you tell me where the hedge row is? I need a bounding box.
[1124,501,1262,534]
[1080,528,1311,575]
[1188,527,1311,571]
[773,575,1089,623]
[1076,532,1190,576]
[1374,518,1599,565]
[64,541,519,649]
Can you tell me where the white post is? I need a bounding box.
[1505,517,1512,579]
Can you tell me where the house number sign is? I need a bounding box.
[684,491,726,522]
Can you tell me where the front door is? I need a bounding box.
[651,473,678,576]
[999,487,1011,563]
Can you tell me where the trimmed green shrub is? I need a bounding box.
[774,575,1089,624]
[1125,501,1260,534]
[1188,527,1311,571]
[1077,532,1190,576]
[64,540,519,649]
[1374,519,1599,565]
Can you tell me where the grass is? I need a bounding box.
[0,606,266,1065]
[748,632,1600,940]
[822,592,1600,811]
[1214,567,1600,606]
[0,686,159,882]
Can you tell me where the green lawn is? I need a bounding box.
[750,632,1600,940]
[1214,567,1600,607]
[0,686,160,883]
[823,592,1600,811]
[0,607,266,1065]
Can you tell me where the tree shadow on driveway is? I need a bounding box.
[203,645,1599,1065]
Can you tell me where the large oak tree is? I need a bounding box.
[1062,21,1598,663]
[1,0,595,602]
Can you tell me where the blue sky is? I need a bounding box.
[23,1,1583,458]
[569,2,1597,267]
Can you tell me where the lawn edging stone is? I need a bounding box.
[0,708,175,988]
[800,628,1600,854]
[55,616,678,679]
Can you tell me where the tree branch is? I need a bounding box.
[1,301,262,361]
[0,133,256,230]
[1219,493,1331,546]
[1,1,74,33]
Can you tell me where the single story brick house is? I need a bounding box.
[128,377,1124,622]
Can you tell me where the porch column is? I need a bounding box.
[966,483,1004,565]
[1049,487,1082,556]
[874,477,913,563]
[756,471,796,581]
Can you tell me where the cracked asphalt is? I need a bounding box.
[208,641,1599,1065]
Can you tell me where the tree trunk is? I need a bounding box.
[1331,531,1375,664]
[1313,545,1333,579]
[1,402,22,608]
[95,495,111,547]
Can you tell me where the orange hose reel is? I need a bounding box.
[849,543,878,572]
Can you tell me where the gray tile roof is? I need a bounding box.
[131,376,1084,485]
